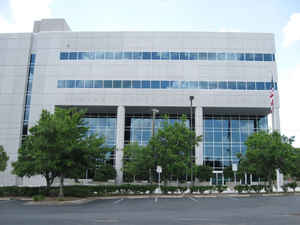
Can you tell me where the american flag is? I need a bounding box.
[270,77,274,113]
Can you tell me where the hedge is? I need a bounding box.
[0,184,158,198]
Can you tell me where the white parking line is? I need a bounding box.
[188,197,198,202]
[154,197,158,203]
[113,198,124,204]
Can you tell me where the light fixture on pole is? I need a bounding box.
[189,96,194,183]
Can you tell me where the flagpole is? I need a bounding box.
[270,72,282,192]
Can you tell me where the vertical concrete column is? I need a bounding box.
[115,105,125,184]
[272,107,280,132]
[195,106,203,165]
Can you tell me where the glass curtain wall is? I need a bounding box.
[203,115,268,170]
[83,113,117,163]
[125,113,190,146]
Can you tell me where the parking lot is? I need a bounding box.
[1,195,300,225]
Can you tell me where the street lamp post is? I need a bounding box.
[189,96,194,184]
[151,108,159,184]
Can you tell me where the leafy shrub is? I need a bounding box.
[282,184,289,193]
[32,195,45,201]
[178,186,187,194]
[215,185,227,193]
[288,182,297,192]
[94,164,117,182]
[250,185,264,193]
[161,186,178,194]
[234,185,248,194]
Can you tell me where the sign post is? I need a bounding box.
[156,166,162,191]
[232,163,238,185]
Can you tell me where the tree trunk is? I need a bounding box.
[267,174,273,193]
[59,174,64,198]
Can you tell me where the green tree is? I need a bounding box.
[13,108,107,197]
[223,166,234,180]
[123,143,154,182]
[290,148,300,180]
[238,131,295,192]
[0,145,9,172]
[147,115,202,185]
[195,165,213,182]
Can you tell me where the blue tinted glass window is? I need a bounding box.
[85,80,94,88]
[208,81,217,89]
[57,80,65,88]
[60,52,69,60]
[170,81,179,88]
[94,80,103,88]
[228,81,237,89]
[263,54,272,61]
[69,52,78,60]
[232,132,240,142]
[151,52,161,60]
[105,52,114,60]
[237,82,246,90]
[114,52,123,59]
[123,80,131,88]
[179,52,189,60]
[89,52,95,59]
[199,52,208,60]
[218,81,227,89]
[66,80,75,88]
[30,54,36,64]
[272,54,275,61]
[96,52,104,59]
[205,132,213,142]
[275,82,278,90]
[189,81,198,89]
[104,80,112,88]
[124,52,132,60]
[78,52,87,60]
[227,53,236,60]
[265,82,272,90]
[247,82,255,90]
[255,53,263,61]
[151,80,160,89]
[208,53,217,60]
[132,80,141,88]
[180,81,189,89]
[256,82,265,90]
[142,80,150,88]
[204,118,213,128]
[26,95,31,105]
[161,80,169,89]
[189,53,198,60]
[142,52,151,60]
[76,80,84,88]
[170,52,179,60]
[199,81,208,89]
[245,53,254,61]
[161,52,169,60]
[217,53,226,60]
[214,132,222,142]
[237,53,245,61]
[133,52,142,60]
[113,80,122,88]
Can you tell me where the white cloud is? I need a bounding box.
[219,28,241,33]
[0,0,53,33]
[279,63,300,147]
[282,13,300,47]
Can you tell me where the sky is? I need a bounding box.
[0,0,300,146]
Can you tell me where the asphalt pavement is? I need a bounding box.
[1,195,300,225]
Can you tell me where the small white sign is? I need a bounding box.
[232,163,238,172]
[156,165,162,173]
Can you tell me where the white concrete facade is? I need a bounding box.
[0,19,279,185]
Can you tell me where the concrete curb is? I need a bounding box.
[2,192,300,205]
